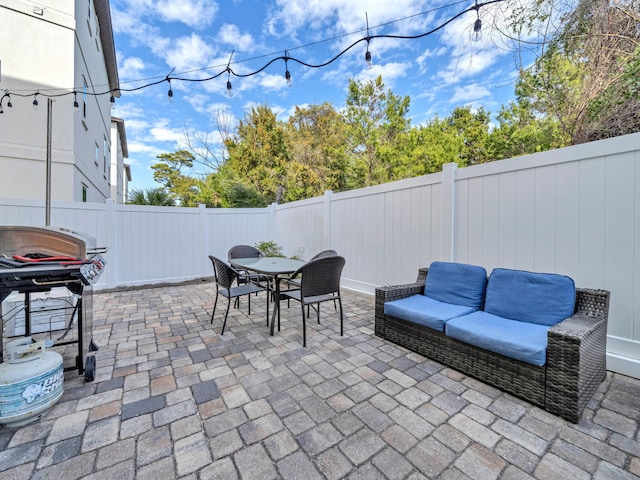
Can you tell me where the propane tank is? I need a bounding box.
[0,337,64,427]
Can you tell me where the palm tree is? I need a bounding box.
[127,187,175,206]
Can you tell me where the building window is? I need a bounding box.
[82,184,88,203]
[87,1,93,36]
[82,77,88,119]
[103,137,108,174]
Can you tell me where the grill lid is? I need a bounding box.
[0,226,96,259]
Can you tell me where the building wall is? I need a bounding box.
[110,119,128,204]
[0,0,113,202]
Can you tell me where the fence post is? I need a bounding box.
[441,163,458,261]
[198,204,208,277]
[268,202,278,244]
[104,199,117,289]
[324,190,333,250]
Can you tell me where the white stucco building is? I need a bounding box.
[110,117,130,204]
[0,0,120,203]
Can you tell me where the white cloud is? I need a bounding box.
[266,0,438,38]
[156,0,219,28]
[164,33,216,73]
[258,73,290,92]
[449,84,491,104]
[355,61,409,84]
[416,46,447,72]
[437,47,501,85]
[118,56,146,80]
[113,0,219,29]
[149,123,184,143]
[127,140,163,156]
[218,24,255,52]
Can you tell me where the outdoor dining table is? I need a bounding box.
[229,256,305,336]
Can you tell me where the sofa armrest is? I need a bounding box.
[574,288,610,321]
[374,268,428,337]
[545,290,610,422]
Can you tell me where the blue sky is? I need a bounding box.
[110,0,534,191]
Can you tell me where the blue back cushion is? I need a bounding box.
[484,268,575,326]
[424,262,487,308]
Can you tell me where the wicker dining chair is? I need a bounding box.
[209,255,267,334]
[228,244,272,289]
[278,255,345,347]
[283,249,339,314]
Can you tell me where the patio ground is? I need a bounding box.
[1,282,639,479]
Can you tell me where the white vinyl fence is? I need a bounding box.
[1,132,639,377]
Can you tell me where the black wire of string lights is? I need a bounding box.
[0,0,502,112]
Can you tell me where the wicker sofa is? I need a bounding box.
[375,263,610,423]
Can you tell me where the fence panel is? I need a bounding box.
[205,208,273,263]
[329,176,443,291]
[114,205,204,286]
[274,197,326,260]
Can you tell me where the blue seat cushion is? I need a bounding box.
[484,268,575,326]
[446,311,550,366]
[384,295,478,332]
[424,262,487,309]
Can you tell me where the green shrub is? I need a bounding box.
[255,241,304,260]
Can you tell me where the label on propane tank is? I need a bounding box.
[0,364,64,420]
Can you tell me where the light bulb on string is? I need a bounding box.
[167,81,174,103]
[110,95,115,109]
[472,17,482,42]
[365,49,373,69]
[6,94,12,109]
[284,51,292,87]
[364,12,373,70]
[73,92,79,112]
[225,51,234,98]
[32,93,39,110]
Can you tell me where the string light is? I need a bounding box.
[110,95,115,109]
[6,94,12,109]
[0,0,503,109]
[226,76,233,97]
[284,51,292,86]
[166,68,175,103]
[365,13,373,69]
[225,51,234,97]
[471,0,483,42]
[73,92,79,112]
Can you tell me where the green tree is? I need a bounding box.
[446,106,491,166]
[393,118,465,178]
[222,105,289,205]
[127,187,176,206]
[214,178,265,208]
[287,103,350,193]
[507,0,640,143]
[151,150,220,207]
[343,76,411,187]
[489,99,568,159]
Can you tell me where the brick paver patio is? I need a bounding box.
[1,282,639,479]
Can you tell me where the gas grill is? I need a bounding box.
[0,226,106,381]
